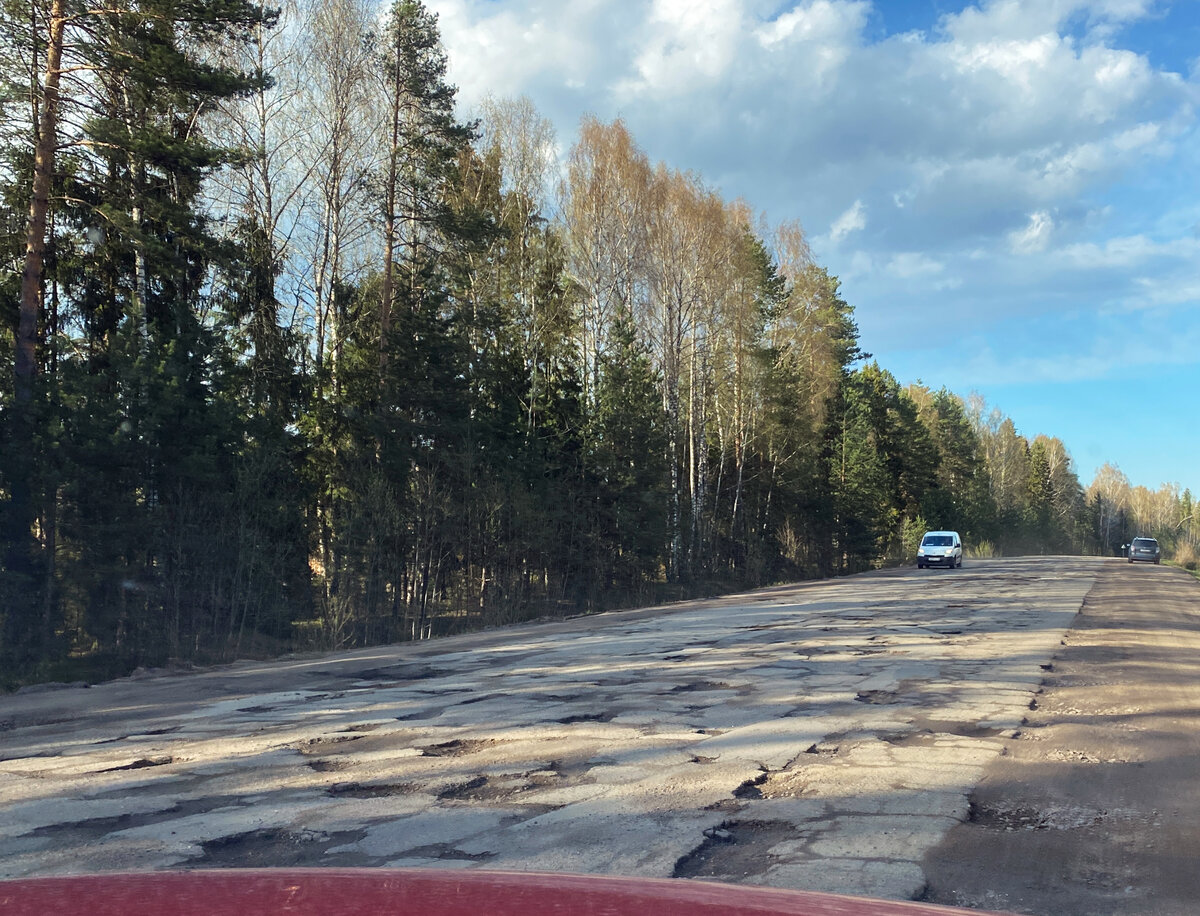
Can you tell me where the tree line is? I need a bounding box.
[1087,464,1198,567]
[1,0,1191,686]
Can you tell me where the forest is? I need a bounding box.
[2,0,1196,688]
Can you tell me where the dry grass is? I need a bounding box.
[1172,541,1198,574]
[967,539,997,559]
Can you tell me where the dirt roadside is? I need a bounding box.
[920,561,1200,915]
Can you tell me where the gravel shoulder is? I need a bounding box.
[921,560,1200,915]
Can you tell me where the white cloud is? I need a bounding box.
[753,0,867,85]
[434,1,1193,210]
[1133,276,1200,308]
[887,252,944,278]
[830,199,866,241]
[940,0,1158,45]
[1059,233,1200,269]
[430,0,1200,363]
[618,0,744,98]
[1010,210,1055,254]
[756,0,868,46]
[432,1,612,110]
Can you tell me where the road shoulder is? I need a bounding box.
[920,562,1200,915]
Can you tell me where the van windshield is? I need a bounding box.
[922,536,953,547]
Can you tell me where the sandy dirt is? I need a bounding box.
[920,561,1200,915]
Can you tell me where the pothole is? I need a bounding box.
[419,738,504,757]
[308,758,354,772]
[458,693,506,706]
[545,759,594,781]
[100,755,175,772]
[671,681,735,693]
[673,820,797,879]
[704,798,746,813]
[969,800,1111,831]
[396,843,493,862]
[297,734,363,750]
[437,761,593,802]
[437,775,492,801]
[341,667,446,683]
[898,722,1007,743]
[97,726,180,743]
[327,782,419,798]
[192,827,359,868]
[856,690,903,705]
[757,769,810,800]
[30,796,245,843]
[804,742,840,755]
[557,712,615,724]
[881,731,935,747]
[733,772,769,799]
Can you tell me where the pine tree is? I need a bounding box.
[589,311,669,592]
[376,0,475,396]
[297,0,481,643]
[913,387,993,541]
[827,368,891,572]
[1025,438,1055,551]
[2,0,278,675]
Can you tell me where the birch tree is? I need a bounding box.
[297,0,377,383]
[560,117,651,406]
[476,94,558,433]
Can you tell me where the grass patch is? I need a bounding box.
[1171,542,1198,571]
[967,539,997,559]
[1167,561,1200,581]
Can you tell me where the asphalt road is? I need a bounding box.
[1,556,1195,909]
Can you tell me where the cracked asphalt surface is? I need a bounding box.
[2,556,1194,908]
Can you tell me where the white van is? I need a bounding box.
[917,530,962,569]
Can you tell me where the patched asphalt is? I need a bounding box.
[0,557,1096,900]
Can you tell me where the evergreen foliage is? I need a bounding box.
[1,1,1180,688]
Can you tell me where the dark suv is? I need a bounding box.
[1128,537,1161,564]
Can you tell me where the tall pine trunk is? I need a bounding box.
[16,0,64,405]
[6,0,66,659]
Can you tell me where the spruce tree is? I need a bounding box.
[589,311,669,592]
[3,0,278,675]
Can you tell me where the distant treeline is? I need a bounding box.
[1,1,1195,687]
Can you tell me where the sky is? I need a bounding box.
[424,0,1200,494]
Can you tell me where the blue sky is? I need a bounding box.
[428,0,1200,494]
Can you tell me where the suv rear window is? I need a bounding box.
[1132,538,1158,547]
